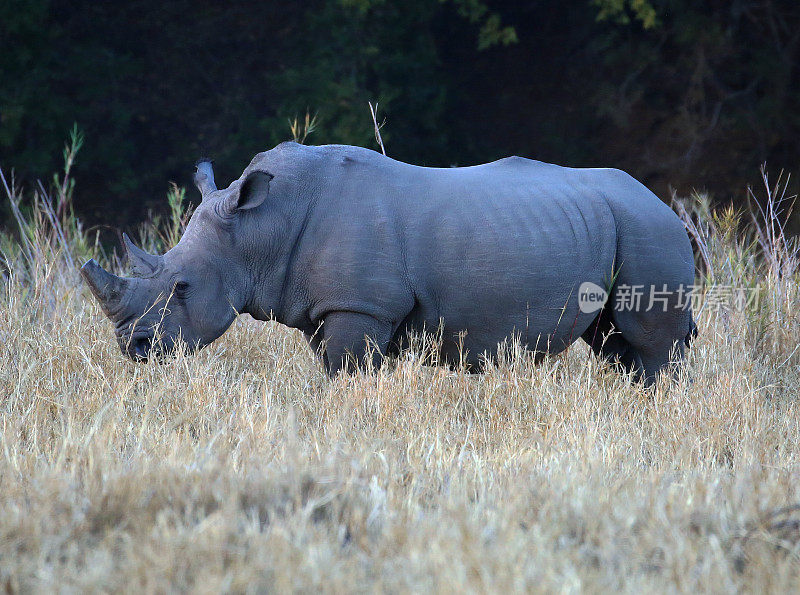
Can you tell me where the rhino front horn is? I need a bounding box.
[193,159,217,198]
[80,259,130,317]
[122,233,161,276]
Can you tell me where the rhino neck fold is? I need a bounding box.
[249,207,317,333]
[245,274,313,333]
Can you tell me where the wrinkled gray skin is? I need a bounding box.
[81,142,696,384]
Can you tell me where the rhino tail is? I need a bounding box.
[684,315,698,348]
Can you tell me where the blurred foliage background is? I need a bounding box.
[1,0,799,229]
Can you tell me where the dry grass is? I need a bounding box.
[1,158,800,592]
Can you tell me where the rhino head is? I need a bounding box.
[81,159,278,362]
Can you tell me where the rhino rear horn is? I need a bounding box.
[193,159,217,199]
[122,233,161,276]
[80,259,130,317]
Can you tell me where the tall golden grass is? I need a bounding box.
[1,140,799,591]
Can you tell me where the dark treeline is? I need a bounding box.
[2,0,799,230]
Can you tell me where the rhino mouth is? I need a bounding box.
[116,327,203,363]
[125,334,153,362]
[117,328,174,363]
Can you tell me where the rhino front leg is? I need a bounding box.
[319,311,393,376]
[303,325,327,368]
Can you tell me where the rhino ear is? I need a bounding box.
[194,159,217,200]
[228,170,273,212]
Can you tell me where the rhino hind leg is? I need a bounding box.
[582,290,690,386]
[608,291,690,386]
[581,301,640,377]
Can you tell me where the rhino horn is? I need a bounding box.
[193,159,217,198]
[80,259,130,318]
[122,233,161,276]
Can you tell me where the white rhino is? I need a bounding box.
[82,142,696,384]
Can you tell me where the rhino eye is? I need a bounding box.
[174,281,190,298]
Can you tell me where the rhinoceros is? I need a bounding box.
[81,142,696,384]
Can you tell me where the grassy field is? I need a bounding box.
[1,156,800,592]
